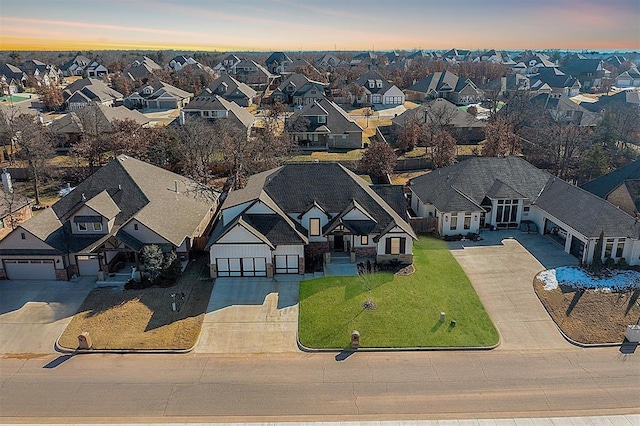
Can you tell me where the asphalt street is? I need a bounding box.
[1,348,638,422]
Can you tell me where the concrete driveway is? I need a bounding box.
[0,277,96,354]
[194,276,300,354]
[449,230,579,350]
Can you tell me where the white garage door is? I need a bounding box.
[76,255,100,276]
[216,257,267,277]
[275,255,299,274]
[4,259,56,280]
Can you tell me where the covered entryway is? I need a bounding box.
[216,257,267,277]
[4,259,56,280]
[76,255,101,276]
[274,255,298,274]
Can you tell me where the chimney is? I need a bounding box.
[1,168,12,193]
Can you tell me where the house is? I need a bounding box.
[391,98,486,143]
[62,78,123,111]
[0,64,27,90]
[125,56,163,80]
[0,155,218,280]
[511,51,557,75]
[581,90,640,112]
[409,156,640,266]
[85,61,108,78]
[560,58,608,91]
[216,54,241,74]
[166,55,197,71]
[181,95,255,133]
[49,104,151,150]
[581,160,640,217]
[286,97,363,150]
[201,74,257,107]
[265,52,293,75]
[483,74,532,99]
[270,73,325,106]
[353,70,405,106]
[530,93,599,126]
[407,71,483,105]
[207,162,416,277]
[20,60,60,86]
[0,170,32,240]
[350,52,378,67]
[614,67,640,88]
[442,48,471,62]
[314,53,343,71]
[124,81,193,109]
[228,59,276,88]
[531,68,581,97]
[60,55,92,76]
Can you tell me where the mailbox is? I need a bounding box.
[78,332,92,350]
[351,330,360,349]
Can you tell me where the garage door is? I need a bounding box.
[275,255,299,274]
[4,259,56,280]
[77,255,100,276]
[216,258,267,277]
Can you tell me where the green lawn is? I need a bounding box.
[299,237,498,349]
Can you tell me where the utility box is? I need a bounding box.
[625,325,640,343]
[78,332,92,350]
[440,312,446,322]
[351,330,360,349]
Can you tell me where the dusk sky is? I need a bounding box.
[1,0,639,52]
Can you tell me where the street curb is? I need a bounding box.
[54,332,199,355]
[532,271,623,349]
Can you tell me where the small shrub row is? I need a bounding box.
[443,233,481,242]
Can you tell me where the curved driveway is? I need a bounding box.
[449,231,579,350]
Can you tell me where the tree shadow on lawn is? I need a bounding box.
[75,258,213,332]
[625,289,640,316]
[344,273,393,301]
[566,288,585,316]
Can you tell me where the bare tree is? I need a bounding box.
[70,103,114,175]
[174,116,218,184]
[13,114,54,206]
[359,140,397,178]
[431,131,457,168]
[0,105,20,164]
[395,114,421,152]
[36,85,64,111]
[109,119,150,159]
[482,117,519,157]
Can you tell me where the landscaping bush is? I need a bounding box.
[604,257,615,269]
[617,258,628,269]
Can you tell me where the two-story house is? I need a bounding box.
[201,74,257,107]
[124,81,193,109]
[353,70,405,106]
[270,73,325,106]
[181,94,255,134]
[285,97,363,150]
[0,156,218,280]
[406,71,483,105]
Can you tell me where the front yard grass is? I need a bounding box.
[57,257,213,351]
[299,237,498,349]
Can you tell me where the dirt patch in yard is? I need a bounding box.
[57,257,213,351]
[534,280,640,344]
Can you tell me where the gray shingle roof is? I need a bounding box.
[63,78,123,103]
[203,74,256,100]
[287,97,362,135]
[410,157,551,211]
[50,104,150,134]
[392,98,485,129]
[535,177,640,238]
[408,71,479,95]
[356,70,394,94]
[10,155,218,254]
[183,95,255,129]
[581,160,640,198]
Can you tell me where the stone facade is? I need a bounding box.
[354,247,377,258]
[298,256,305,274]
[55,268,69,281]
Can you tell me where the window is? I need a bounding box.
[361,235,368,245]
[616,240,624,258]
[386,237,406,255]
[604,239,614,258]
[21,232,25,240]
[463,213,471,230]
[309,218,321,236]
[450,214,458,231]
[93,222,102,232]
[134,223,139,231]
[77,222,87,232]
[523,206,530,214]
[317,115,326,123]
[495,199,518,223]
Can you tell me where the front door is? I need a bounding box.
[334,233,344,251]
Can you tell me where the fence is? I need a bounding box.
[410,217,437,234]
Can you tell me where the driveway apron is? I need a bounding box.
[449,231,578,350]
[195,276,300,354]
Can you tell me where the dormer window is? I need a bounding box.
[93,222,102,232]
[376,80,383,88]
[368,79,375,88]
[77,222,88,232]
[309,218,321,236]
[318,115,326,124]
